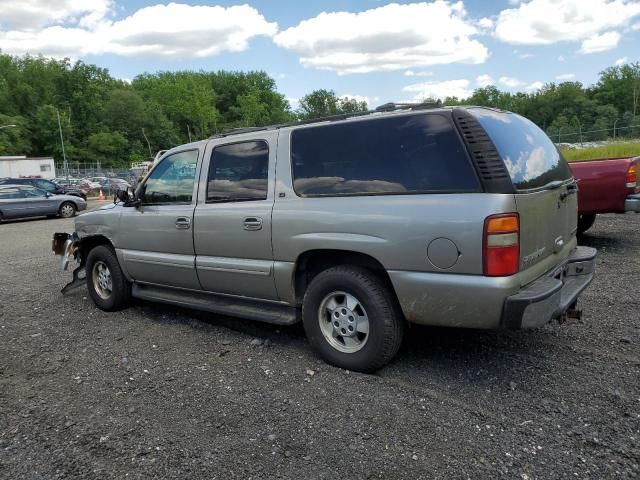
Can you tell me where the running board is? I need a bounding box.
[131,283,299,326]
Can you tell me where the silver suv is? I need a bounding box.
[53,104,596,372]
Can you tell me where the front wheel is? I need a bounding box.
[86,245,131,311]
[302,266,404,373]
[58,201,77,218]
[577,213,596,234]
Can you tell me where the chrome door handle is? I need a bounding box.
[175,217,191,229]
[243,217,263,231]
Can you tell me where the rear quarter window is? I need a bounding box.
[470,108,573,190]
[291,113,480,197]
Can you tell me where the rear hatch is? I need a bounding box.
[470,109,577,285]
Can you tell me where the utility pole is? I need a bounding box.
[613,118,619,139]
[56,109,69,180]
[142,128,153,159]
[187,124,192,143]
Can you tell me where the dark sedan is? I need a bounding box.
[0,185,86,221]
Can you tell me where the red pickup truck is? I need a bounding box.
[568,156,640,233]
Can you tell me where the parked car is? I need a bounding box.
[52,105,596,372]
[81,178,103,189]
[97,178,130,195]
[568,156,640,233]
[55,177,93,194]
[0,177,88,200]
[0,184,86,221]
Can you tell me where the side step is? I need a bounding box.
[131,283,299,326]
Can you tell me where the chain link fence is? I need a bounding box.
[551,123,640,144]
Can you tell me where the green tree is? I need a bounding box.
[297,89,368,120]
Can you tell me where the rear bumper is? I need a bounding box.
[501,246,596,329]
[625,194,640,212]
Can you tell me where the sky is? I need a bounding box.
[1,0,639,108]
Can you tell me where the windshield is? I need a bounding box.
[470,108,573,190]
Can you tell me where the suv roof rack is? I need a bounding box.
[208,101,446,140]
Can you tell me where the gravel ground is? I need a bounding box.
[0,209,638,479]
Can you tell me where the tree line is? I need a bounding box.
[0,52,638,167]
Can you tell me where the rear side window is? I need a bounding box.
[470,109,573,190]
[291,113,480,197]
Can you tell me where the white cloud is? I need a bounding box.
[273,2,489,74]
[339,94,370,105]
[499,76,526,88]
[403,79,472,100]
[0,0,112,30]
[495,0,640,46]
[404,70,434,77]
[287,97,300,108]
[0,3,277,59]
[556,73,576,80]
[525,81,544,92]
[558,55,565,61]
[615,56,628,65]
[633,21,640,30]
[477,17,494,30]
[476,74,494,87]
[518,52,534,59]
[578,31,620,54]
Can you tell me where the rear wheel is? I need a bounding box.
[577,213,596,234]
[86,245,130,311]
[302,266,404,373]
[59,201,76,218]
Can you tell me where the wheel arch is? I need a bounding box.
[293,249,399,306]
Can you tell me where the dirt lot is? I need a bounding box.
[0,209,638,479]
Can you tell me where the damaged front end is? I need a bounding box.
[52,232,86,294]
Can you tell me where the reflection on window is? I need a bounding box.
[291,113,479,197]
[470,108,572,190]
[207,141,268,202]
[143,150,198,204]
[23,187,46,198]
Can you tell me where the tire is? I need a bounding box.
[86,245,131,311]
[577,213,596,235]
[58,201,77,218]
[302,266,404,373]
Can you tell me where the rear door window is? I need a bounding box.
[469,108,573,190]
[207,141,269,202]
[291,113,480,197]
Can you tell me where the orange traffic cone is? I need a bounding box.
[98,189,105,201]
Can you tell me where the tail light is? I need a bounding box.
[483,213,519,276]
[626,164,637,188]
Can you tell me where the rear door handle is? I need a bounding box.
[243,217,263,231]
[175,217,191,229]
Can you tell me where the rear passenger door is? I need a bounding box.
[193,134,278,300]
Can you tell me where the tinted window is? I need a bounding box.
[22,186,46,198]
[470,109,573,190]
[34,179,56,192]
[291,114,479,197]
[207,141,269,202]
[142,150,198,204]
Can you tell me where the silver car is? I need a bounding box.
[0,185,86,221]
[53,104,596,372]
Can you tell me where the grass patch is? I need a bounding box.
[561,142,640,162]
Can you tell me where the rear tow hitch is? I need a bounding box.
[559,303,582,324]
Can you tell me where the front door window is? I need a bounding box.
[143,150,199,205]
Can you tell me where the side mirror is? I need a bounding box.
[45,192,52,198]
[116,189,129,203]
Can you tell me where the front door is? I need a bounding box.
[193,135,278,300]
[117,149,201,290]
